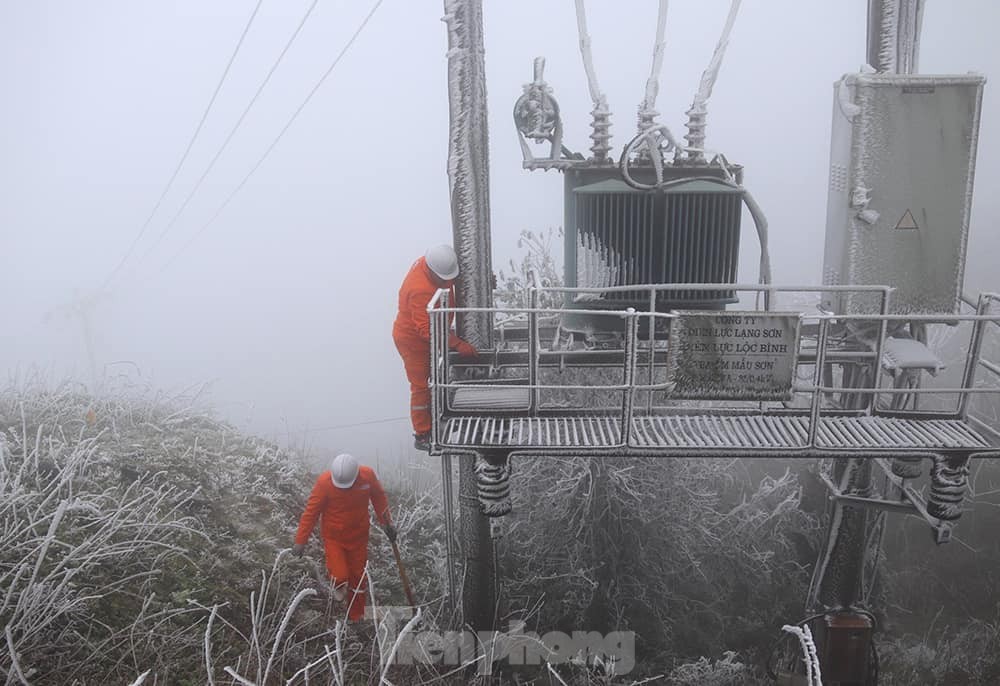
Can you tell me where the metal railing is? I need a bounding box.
[428,288,678,449]
[428,284,1000,452]
[543,282,893,414]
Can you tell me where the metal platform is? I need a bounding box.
[440,414,991,455]
[814,416,988,451]
[451,386,531,411]
[428,285,1000,458]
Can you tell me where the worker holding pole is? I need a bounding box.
[393,245,479,451]
[292,453,396,622]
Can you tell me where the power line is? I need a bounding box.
[302,416,409,433]
[153,0,386,278]
[100,0,265,292]
[131,0,322,276]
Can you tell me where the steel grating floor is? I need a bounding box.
[814,416,989,450]
[445,415,622,448]
[633,415,809,449]
[440,414,992,453]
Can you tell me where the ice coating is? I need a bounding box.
[869,0,924,74]
[690,0,741,110]
[684,0,742,156]
[573,0,612,160]
[443,0,494,348]
[573,0,606,112]
[875,0,899,72]
[843,74,983,314]
[780,624,822,686]
[637,0,669,133]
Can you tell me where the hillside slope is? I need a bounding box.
[0,379,444,684]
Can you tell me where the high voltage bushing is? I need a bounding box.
[636,105,659,138]
[590,103,612,162]
[927,456,970,522]
[683,104,707,163]
[475,454,512,517]
[891,455,924,480]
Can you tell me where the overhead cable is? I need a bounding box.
[153,0,386,277]
[691,0,742,111]
[573,0,611,159]
[133,0,322,274]
[100,0,266,292]
[684,0,742,156]
[637,0,669,131]
[303,416,408,433]
[573,0,606,108]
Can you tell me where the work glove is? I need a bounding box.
[292,543,305,558]
[384,524,398,543]
[455,339,479,360]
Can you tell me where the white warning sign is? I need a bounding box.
[895,209,919,230]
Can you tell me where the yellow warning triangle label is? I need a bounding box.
[895,209,919,230]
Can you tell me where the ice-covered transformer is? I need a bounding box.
[563,166,743,323]
[822,73,985,314]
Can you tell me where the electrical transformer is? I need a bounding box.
[562,165,744,334]
[822,73,985,314]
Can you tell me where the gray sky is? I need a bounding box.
[3,1,1000,460]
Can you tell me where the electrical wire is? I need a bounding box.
[767,612,880,683]
[131,0,322,275]
[100,0,265,292]
[152,0,386,278]
[689,0,742,112]
[573,0,606,109]
[781,624,822,686]
[302,416,408,433]
[684,0,742,155]
[637,0,669,125]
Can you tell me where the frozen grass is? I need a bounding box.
[877,614,1000,685]
[0,374,461,684]
[0,376,518,683]
[501,455,820,674]
[4,372,999,683]
[664,651,763,686]
[3,374,800,683]
[0,377,216,683]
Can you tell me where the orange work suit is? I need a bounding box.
[294,465,391,621]
[392,257,460,435]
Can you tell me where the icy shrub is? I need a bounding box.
[878,617,1000,685]
[666,651,764,686]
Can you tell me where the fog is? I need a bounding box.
[3,0,1000,460]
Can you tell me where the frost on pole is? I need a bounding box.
[443,0,493,349]
[868,0,924,74]
[442,0,497,634]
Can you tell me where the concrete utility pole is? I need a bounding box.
[867,0,924,74]
[443,0,496,632]
[814,459,874,609]
[815,0,926,612]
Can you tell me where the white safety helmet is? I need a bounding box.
[330,453,359,489]
[425,244,460,281]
